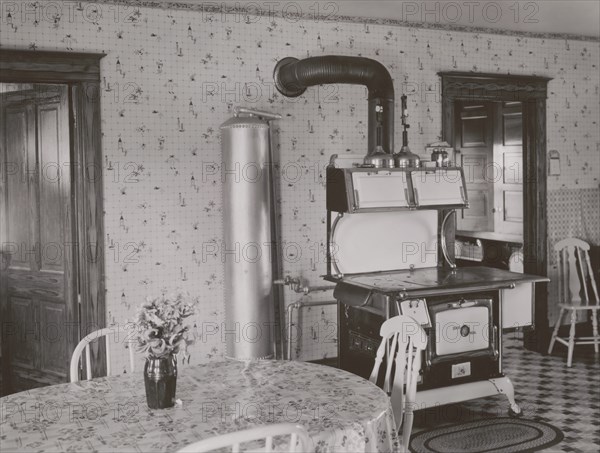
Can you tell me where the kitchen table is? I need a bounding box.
[0,360,398,453]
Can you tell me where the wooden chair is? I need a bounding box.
[548,238,600,367]
[69,326,136,382]
[176,423,311,453]
[369,315,427,452]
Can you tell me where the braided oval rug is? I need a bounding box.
[409,417,564,453]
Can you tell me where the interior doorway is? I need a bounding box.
[0,83,77,393]
[0,50,105,396]
[455,100,524,239]
[440,72,551,353]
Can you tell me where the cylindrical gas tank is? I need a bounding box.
[220,115,274,359]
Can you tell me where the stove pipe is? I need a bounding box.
[273,56,394,156]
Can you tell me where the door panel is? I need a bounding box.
[1,84,76,394]
[503,152,523,184]
[455,102,493,231]
[38,106,65,272]
[39,301,67,375]
[503,110,522,145]
[462,191,488,222]
[461,116,487,146]
[503,191,523,222]
[8,297,37,369]
[494,102,523,235]
[5,106,33,269]
[7,271,64,299]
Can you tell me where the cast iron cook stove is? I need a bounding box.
[269,55,548,416]
[324,156,548,416]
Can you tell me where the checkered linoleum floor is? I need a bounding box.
[413,334,600,452]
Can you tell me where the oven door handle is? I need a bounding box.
[491,325,499,360]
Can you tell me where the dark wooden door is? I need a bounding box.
[454,101,494,231]
[0,84,77,393]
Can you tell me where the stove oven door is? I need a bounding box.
[422,295,500,389]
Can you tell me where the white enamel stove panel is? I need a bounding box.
[330,210,438,275]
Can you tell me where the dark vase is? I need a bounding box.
[144,354,177,409]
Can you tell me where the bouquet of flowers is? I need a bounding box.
[133,292,198,359]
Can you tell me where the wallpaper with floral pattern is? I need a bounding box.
[1,1,598,369]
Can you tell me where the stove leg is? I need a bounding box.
[414,378,522,416]
[489,376,522,417]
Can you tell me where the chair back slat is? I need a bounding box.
[576,247,590,305]
[557,248,563,305]
[265,435,273,452]
[390,338,407,429]
[85,343,92,380]
[405,338,415,392]
[383,333,398,393]
[566,246,581,304]
[106,334,112,376]
[369,340,386,384]
[290,433,297,453]
[407,352,422,412]
[583,248,600,304]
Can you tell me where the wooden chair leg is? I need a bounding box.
[592,308,600,354]
[548,308,565,354]
[567,310,577,367]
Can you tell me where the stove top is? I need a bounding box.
[325,266,548,297]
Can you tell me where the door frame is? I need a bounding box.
[439,71,552,353]
[1,50,107,383]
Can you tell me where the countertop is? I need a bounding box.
[325,265,548,299]
[456,230,523,245]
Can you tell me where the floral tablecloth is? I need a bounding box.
[0,360,398,452]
